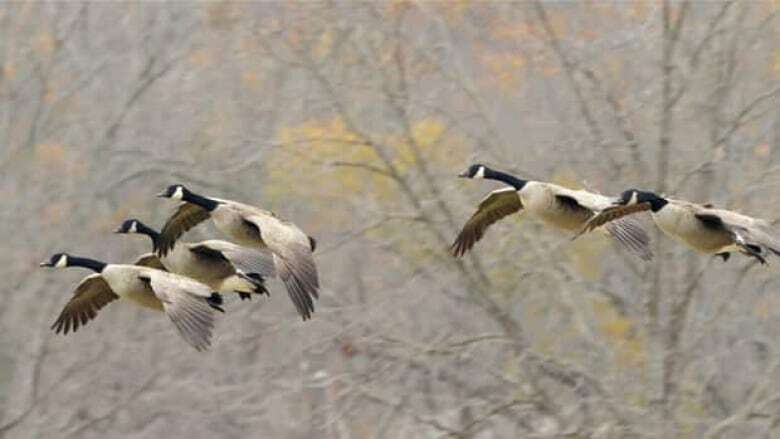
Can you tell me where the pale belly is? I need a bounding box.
[102,266,164,312]
[520,184,590,231]
[161,251,225,291]
[653,209,733,253]
[532,209,589,231]
[124,290,165,311]
[522,197,589,231]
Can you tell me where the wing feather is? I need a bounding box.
[51,275,119,335]
[147,272,216,351]
[451,187,523,257]
[605,217,654,261]
[196,240,276,278]
[158,203,211,256]
[246,214,319,320]
[575,202,653,238]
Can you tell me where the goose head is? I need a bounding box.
[614,189,656,206]
[458,164,489,179]
[114,219,142,234]
[157,184,188,200]
[613,189,668,212]
[40,253,71,268]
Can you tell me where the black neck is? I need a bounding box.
[136,223,161,251]
[68,256,107,273]
[649,197,668,213]
[484,168,527,190]
[183,190,219,212]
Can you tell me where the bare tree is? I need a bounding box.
[1,2,778,438]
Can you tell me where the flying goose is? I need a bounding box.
[40,253,224,351]
[452,164,653,260]
[115,219,274,301]
[156,185,319,320]
[576,189,780,264]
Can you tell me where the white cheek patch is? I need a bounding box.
[173,187,184,200]
[129,222,137,233]
[629,192,638,205]
[55,256,67,268]
[475,166,486,179]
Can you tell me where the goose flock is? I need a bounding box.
[40,185,320,351]
[40,165,780,351]
[454,164,780,265]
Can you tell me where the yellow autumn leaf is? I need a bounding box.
[189,49,214,68]
[207,1,236,30]
[547,10,568,35]
[569,237,607,281]
[773,51,780,75]
[439,0,469,23]
[754,295,780,319]
[311,30,333,60]
[483,51,525,90]
[754,143,771,158]
[2,63,15,81]
[41,202,67,225]
[33,32,57,53]
[629,1,652,20]
[591,297,645,368]
[241,70,261,89]
[35,143,66,166]
[266,116,468,261]
[43,84,56,104]
[492,21,533,41]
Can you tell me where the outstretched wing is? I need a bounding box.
[554,188,653,260]
[195,240,276,278]
[51,274,119,335]
[246,214,319,320]
[158,203,211,256]
[451,187,523,257]
[145,272,217,352]
[574,202,653,239]
[604,217,654,261]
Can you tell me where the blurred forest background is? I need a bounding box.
[1,2,779,438]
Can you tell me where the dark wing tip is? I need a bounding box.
[606,221,654,261]
[451,230,477,258]
[277,255,318,321]
[156,235,177,257]
[50,278,118,336]
[583,202,652,234]
[451,191,522,258]
[158,204,211,257]
[308,236,317,252]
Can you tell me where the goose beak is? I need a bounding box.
[113,227,125,233]
[457,171,469,178]
[156,191,167,198]
[39,261,52,267]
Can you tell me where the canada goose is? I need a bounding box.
[40,253,224,351]
[452,164,653,260]
[115,219,274,301]
[156,185,319,320]
[577,189,780,264]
